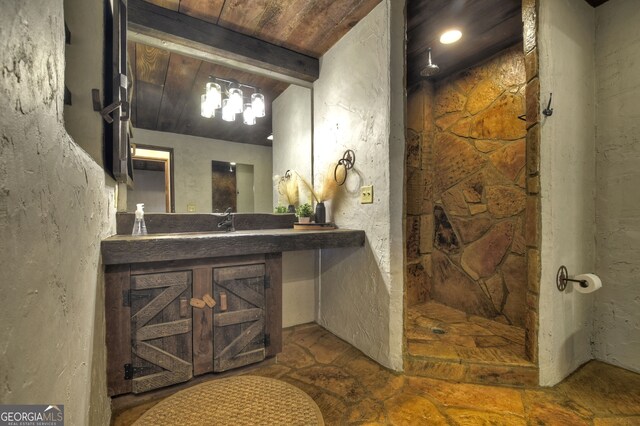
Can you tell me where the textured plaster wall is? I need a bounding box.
[272,85,317,327]
[132,128,272,213]
[538,0,597,386]
[313,0,405,370]
[593,0,640,374]
[406,46,529,327]
[0,1,115,424]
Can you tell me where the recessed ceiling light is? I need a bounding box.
[440,29,462,44]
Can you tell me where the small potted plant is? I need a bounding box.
[274,206,288,214]
[296,203,313,223]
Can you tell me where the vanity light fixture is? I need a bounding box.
[251,91,265,117]
[221,98,235,122]
[201,76,267,126]
[243,103,256,125]
[200,94,214,118]
[440,29,462,44]
[267,134,273,141]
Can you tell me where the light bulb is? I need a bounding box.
[205,82,222,109]
[251,92,265,117]
[243,103,255,125]
[229,87,243,114]
[221,98,235,122]
[200,94,214,118]
[440,29,462,44]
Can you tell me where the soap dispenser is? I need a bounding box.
[132,203,148,236]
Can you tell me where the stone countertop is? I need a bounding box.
[101,228,366,265]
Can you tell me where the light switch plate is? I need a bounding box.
[360,185,373,204]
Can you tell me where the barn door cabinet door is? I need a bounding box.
[105,254,282,396]
[129,271,194,394]
[213,264,268,372]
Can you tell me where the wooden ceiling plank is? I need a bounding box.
[178,61,217,135]
[407,0,521,57]
[135,43,171,85]
[135,81,164,130]
[143,0,180,11]
[314,0,382,57]
[407,14,523,86]
[156,52,201,133]
[282,0,343,57]
[178,0,225,24]
[217,0,271,35]
[251,0,316,47]
[407,0,448,32]
[128,0,319,83]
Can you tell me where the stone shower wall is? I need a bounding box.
[406,45,528,327]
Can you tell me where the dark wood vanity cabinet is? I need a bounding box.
[105,254,282,396]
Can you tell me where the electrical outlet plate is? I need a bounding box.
[187,203,196,212]
[360,185,373,204]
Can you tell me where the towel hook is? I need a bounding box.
[543,93,554,117]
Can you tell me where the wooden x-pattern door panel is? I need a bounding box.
[130,271,193,393]
[213,264,266,372]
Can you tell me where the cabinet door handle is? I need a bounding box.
[179,297,188,318]
[219,292,228,312]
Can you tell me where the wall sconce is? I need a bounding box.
[201,76,266,126]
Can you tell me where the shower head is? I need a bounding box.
[420,48,440,78]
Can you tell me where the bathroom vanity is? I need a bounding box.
[101,213,365,396]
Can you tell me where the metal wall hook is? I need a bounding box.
[543,92,554,117]
[556,265,588,291]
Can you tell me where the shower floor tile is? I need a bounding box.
[406,301,530,366]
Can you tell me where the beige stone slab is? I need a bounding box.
[413,301,470,323]
[385,391,449,426]
[557,361,640,416]
[289,365,365,403]
[594,417,640,426]
[469,315,526,346]
[405,357,467,381]
[466,363,538,387]
[407,376,525,415]
[446,408,527,426]
[407,341,459,359]
[525,390,592,426]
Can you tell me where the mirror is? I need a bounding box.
[125,42,312,214]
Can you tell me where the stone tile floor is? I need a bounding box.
[113,323,640,425]
[406,301,529,365]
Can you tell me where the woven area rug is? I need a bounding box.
[133,375,324,426]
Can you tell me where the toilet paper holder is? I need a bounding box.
[556,265,588,291]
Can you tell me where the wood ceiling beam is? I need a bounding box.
[128,0,318,87]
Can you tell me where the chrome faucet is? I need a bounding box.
[216,207,234,232]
